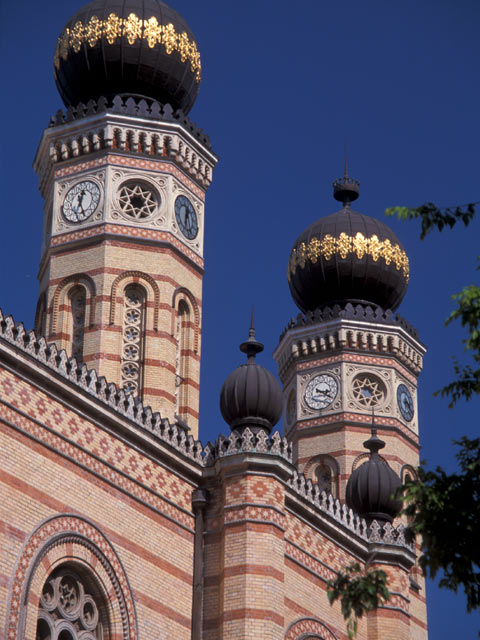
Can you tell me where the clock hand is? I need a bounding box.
[315,386,333,398]
[77,190,86,212]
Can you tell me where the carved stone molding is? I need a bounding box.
[284,617,338,640]
[4,514,137,640]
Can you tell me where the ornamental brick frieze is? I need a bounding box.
[223,504,286,531]
[296,354,419,385]
[53,154,208,198]
[288,410,419,446]
[285,513,357,575]
[0,394,195,531]
[285,540,338,584]
[47,223,204,269]
[225,475,285,508]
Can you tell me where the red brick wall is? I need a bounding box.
[0,362,197,640]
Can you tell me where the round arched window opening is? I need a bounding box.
[316,464,333,495]
[351,373,386,408]
[118,181,159,220]
[35,566,109,640]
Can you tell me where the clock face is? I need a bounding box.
[397,383,414,422]
[62,180,100,222]
[175,195,198,240]
[304,374,338,410]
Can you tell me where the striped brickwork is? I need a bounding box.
[201,448,426,640]
[274,316,428,637]
[0,360,198,640]
[38,233,203,434]
[34,109,217,438]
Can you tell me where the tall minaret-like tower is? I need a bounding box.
[33,0,217,437]
[273,171,425,500]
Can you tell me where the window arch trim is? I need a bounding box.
[51,274,96,335]
[171,287,200,353]
[35,291,47,337]
[110,271,159,330]
[401,463,418,483]
[285,617,338,640]
[4,514,138,640]
[304,454,340,498]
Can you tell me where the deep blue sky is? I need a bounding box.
[1,0,479,636]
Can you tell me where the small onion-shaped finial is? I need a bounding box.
[220,311,282,434]
[346,426,402,522]
[333,157,360,204]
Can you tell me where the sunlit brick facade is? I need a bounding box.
[0,1,428,639]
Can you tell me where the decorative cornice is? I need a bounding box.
[48,96,211,150]
[54,13,201,82]
[274,304,425,381]
[0,307,413,554]
[288,232,409,282]
[0,308,206,467]
[280,302,419,341]
[287,469,412,548]
[202,428,293,466]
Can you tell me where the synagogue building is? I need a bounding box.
[1,1,428,638]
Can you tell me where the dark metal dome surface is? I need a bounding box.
[287,177,409,313]
[54,0,201,113]
[220,321,283,434]
[346,430,402,523]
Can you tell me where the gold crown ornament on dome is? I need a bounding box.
[287,171,410,313]
[53,0,202,114]
[288,232,409,281]
[54,13,201,82]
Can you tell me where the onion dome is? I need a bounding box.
[346,429,402,523]
[53,0,202,113]
[220,314,283,434]
[287,169,410,313]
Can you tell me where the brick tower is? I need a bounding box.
[274,171,425,501]
[272,170,428,636]
[32,1,217,437]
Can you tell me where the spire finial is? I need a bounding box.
[240,306,264,362]
[363,410,385,456]
[333,148,360,205]
[249,305,255,337]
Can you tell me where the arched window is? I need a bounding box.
[70,286,86,362]
[176,300,191,420]
[316,463,333,495]
[305,455,339,498]
[121,285,146,396]
[36,566,108,640]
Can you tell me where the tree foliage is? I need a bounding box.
[327,563,390,639]
[385,201,478,240]
[386,203,480,408]
[402,437,480,612]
